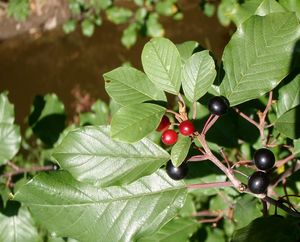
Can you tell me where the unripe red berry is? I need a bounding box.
[179,120,195,136]
[161,129,178,145]
[156,115,171,132]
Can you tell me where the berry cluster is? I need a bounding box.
[248,148,275,194]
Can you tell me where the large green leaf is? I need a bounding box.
[277,74,300,117]
[176,41,200,63]
[142,37,181,94]
[0,92,14,124]
[138,217,198,242]
[53,125,170,187]
[15,170,187,242]
[220,13,300,106]
[274,106,300,139]
[232,216,300,242]
[111,103,165,143]
[234,195,261,229]
[0,207,40,242]
[104,66,166,106]
[170,135,191,167]
[182,51,216,102]
[279,0,300,19]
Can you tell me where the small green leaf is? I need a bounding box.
[63,20,77,34]
[121,23,138,48]
[15,170,187,242]
[277,74,300,117]
[53,125,170,187]
[138,217,198,242]
[232,216,300,242]
[274,106,300,139]
[234,195,261,229]
[81,19,95,37]
[182,50,216,102]
[0,92,14,124]
[294,138,300,157]
[111,103,165,143]
[104,66,166,106]
[0,207,40,242]
[79,99,109,126]
[171,135,191,167]
[146,13,164,37]
[155,1,177,16]
[142,37,181,94]
[106,7,133,24]
[220,13,300,106]
[204,3,215,17]
[176,41,200,63]
[7,0,29,22]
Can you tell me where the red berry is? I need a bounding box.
[161,129,178,145]
[179,120,195,136]
[156,115,171,132]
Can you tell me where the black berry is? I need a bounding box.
[166,160,188,180]
[208,96,230,116]
[254,148,275,170]
[248,171,269,194]
[179,120,195,136]
[161,129,178,145]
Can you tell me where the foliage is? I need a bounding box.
[0,0,300,241]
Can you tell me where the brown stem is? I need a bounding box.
[187,154,210,162]
[166,109,182,122]
[1,165,55,178]
[234,107,260,129]
[275,154,295,168]
[187,181,233,189]
[202,115,219,135]
[261,199,269,217]
[263,196,300,218]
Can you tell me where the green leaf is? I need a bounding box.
[53,125,170,187]
[106,7,133,24]
[182,50,217,102]
[255,0,286,16]
[234,195,261,229]
[104,66,166,106]
[277,74,300,117]
[15,170,187,242]
[232,216,300,242]
[294,138,300,157]
[0,123,21,165]
[79,99,109,126]
[111,103,165,143]
[155,1,177,16]
[274,106,300,139]
[138,217,198,242]
[142,37,182,94]
[0,92,14,124]
[220,13,300,106]
[170,135,191,167]
[7,0,29,22]
[176,41,200,64]
[63,20,77,34]
[0,207,40,242]
[204,3,215,17]
[146,13,164,37]
[279,0,300,20]
[121,23,138,48]
[81,19,95,37]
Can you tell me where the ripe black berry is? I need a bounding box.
[254,148,275,170]
[161,129,178,145]
[248,171,269,194]
[156,115,171,132]
[208,96,230,116]
[166,160,188,180]
[179,120,195,136]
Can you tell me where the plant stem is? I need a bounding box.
[187,181,233,189]
[263,196,300,218]
[275,154,295,168]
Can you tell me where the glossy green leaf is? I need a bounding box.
[232,216,300,242]
[104,66,166,106]
[171,135,191,167]
[234,195,261,229]
[277,74,300,117]
[53,125,170,187]
[182,51,216,102]
[0,207,40,242]
[274,106,300,139]
[220,13,300,106]
[176,41,200,63]
[142,37,181,94]
[106,7,133,24]
[0,92,14,124]
[111,103,165,143]
[15,170,187,242]
[138,217,198,242]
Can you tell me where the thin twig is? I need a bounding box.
[264,196,300,218]
[1,165,55,178]
[187,154,210,162]
[202,115,219,135]
[275,154,295,168]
